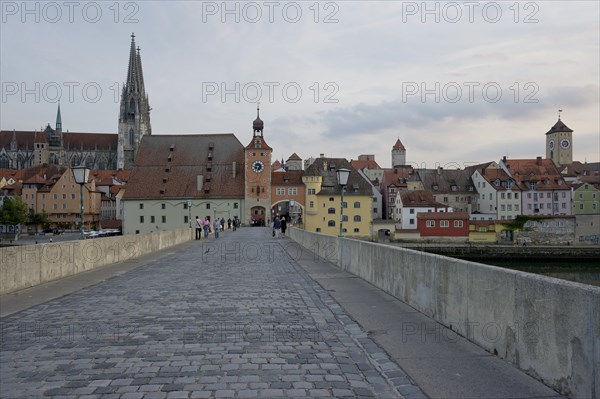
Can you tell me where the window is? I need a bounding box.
[527,193,532,199]
[409,218,414,225]
[540,203,544,209]
[328,208,336,214]
[528,204,532,210]
[53,204,57,209]
[342,215,348,222]
[309,201,314,208]
[515,205,519,211]
[454,220,463,228]
[183,203,188,210]
[276,188,285,195]
[353,228,360,233]
[440,220,449,228]
[507,204,512,211]
[308,188,316,195]
[482,194,485,200]
[562,192,566,198]
[62,194,66,199]
[162,216,166,223]
[161,204,166,210]
[501,193,505,199]
[140,216,144,223]
[328,220,336,227]
[507,193,512,199]
[53,194,57,200]
[515,193,519,199]
[62,204,66,209]
[206,204,210,209]
[71,194,75,200]
[184,216,189,224]
[354,202,360,208]
[316,228,321,232]
[410,209,414,214]
[341,202,347,208]
[151,216,155,223]
[354,215,362,222]
[234,203,238,209]
[426,220,435,228]
[501,205,506,211]
[373,208,378,213]
[139,203,144,210]
[443,196,448,203]
[288,188,297,195]
[329,197,334,202]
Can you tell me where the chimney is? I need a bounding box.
[320,153,324,158]
[502,156,507,162]
[536,156,542,166]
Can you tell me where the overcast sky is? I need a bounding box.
[1,1,598,168]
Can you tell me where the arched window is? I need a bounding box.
[328,220,336,227]
[17,154,24,168]
[49,153,58,164]
[354,215,362,222]
[342,215,348,222]
[0,155,10,169]
[354,201,361,208]
[328,207,336,214]
[85,156,94,168]
[71,155,80,167]
[129,128,135,146]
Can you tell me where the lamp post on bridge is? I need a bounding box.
[336,168,350,238]
[72,165,90,240]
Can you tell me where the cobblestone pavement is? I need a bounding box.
[1,228,415,398]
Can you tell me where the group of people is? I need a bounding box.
[272,215,288,239]
[195,216,240,240]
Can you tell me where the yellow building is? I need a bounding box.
[303,157,372,237]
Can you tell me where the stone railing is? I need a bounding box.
[0,228,194,296]
[290,227,600,399]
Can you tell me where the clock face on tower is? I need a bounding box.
[560,139,570,149]
[548,140,555,150]
[252,160,265,173]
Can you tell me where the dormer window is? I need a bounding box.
[254,139,261,148]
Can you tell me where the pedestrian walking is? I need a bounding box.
[220,218,225,232]
[273,216,282,239]
[233,217,238,231]
[213,219,220,239]
[227,218,232,229]
[203,217,211,238]
[195,216,202,240]
[280,216,287,238]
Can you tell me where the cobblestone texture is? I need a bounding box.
[1,228,413,398]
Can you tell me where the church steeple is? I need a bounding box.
[118,33,151,170]
[55,103,62,133]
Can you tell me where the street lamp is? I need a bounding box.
[72,165,90,240]
[336,168,351,237]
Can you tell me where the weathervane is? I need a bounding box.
[558,109,563,120]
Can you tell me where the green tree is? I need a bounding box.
[0,196,28,226]
[29,209,50,227]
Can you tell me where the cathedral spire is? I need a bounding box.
[56,103,62,133]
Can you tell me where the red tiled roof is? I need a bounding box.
[351,159,381,170]
[271,171,303,185]
[399,190,447,208]
[393,138,406,151]
[124,134,245,200]
[417,212,468,220]
[503,158,570,190]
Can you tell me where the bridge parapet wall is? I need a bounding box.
[0,228,193,296]
[290,227,600,399]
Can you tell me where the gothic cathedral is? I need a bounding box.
[117,33,152,170]
[244,107,273,224]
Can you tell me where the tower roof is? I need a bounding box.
[56,103,62,127]
[253,106,264,133]
[546,119,573,135]
[393,138,406,151]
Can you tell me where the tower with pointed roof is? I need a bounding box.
[244,105,273,224]
[392,138,406,167]
[545,112,573,167]
[117,33,151,170]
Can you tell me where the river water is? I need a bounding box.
[477,259,600,287]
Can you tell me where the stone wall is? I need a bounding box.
[290,227,600,399]
[0,228,194,295]
[515,217,576,245]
